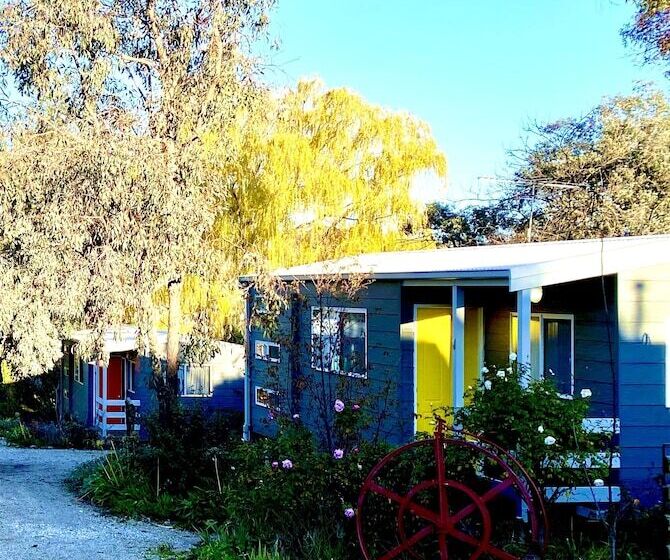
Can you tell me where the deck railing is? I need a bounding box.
[95,396,141,436]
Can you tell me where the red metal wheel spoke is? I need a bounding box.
[368,481,441,525]
[450,477,514,525]
[438,532,449,560]
[448,526,481,548]
[379,525,435,560]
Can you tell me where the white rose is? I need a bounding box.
[481,366,489,374]
[580,388,592,398]
[496,371,505,378]
[537,425,544,433]
[544,436,556,446]
[484,380,492,390]
[509,352,517,362]
[593,478,604,487]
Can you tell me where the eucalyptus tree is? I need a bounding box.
[0,0,272,390]
[623,0,670,72]
[508,90,670,241]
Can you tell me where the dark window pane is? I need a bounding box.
[341,312,366,374]
[543,318,572,395]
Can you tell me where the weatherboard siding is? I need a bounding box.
[70,361,89,424]
[132,349,244,428]
[617,264,670,506]
[248,281,407,444]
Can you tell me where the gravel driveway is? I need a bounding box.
[0,443,199,560]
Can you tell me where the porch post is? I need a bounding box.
[102,365,108,437]
[516,289,532,388]
[452,285,465,408]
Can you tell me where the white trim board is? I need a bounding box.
[546,486,621,504]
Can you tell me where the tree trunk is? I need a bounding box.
[166,278,182,397]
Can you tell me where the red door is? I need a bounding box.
[107,357,125,425]
[107,357,125,400]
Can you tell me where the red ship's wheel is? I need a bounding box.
[356,421,548,560]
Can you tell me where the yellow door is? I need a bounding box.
[416,307,452,433]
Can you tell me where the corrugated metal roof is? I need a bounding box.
[254,234,670,291]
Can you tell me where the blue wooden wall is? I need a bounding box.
[248,281,408,446]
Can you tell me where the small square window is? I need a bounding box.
[255,341,280,363]
[255,386,277,409]
[253,295,269,315]
[178,364,211,397]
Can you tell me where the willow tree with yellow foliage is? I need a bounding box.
[214,80,446,274]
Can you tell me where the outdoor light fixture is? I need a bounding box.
[530,286,543,304]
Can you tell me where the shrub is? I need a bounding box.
[77,446,157,518]
[4,420,43,447]
[1,418,102,449]
[0,416,20,438]
[0,369,59,421]
[454,360,610,492]
[141,407,242,495]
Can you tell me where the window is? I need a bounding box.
[62,352,70,398]
[255,386,276,409]
[511,313,574,396]
[311,307,367,377]
[73,357,83,384]
[124,359,134,393]
[255,341,280,363]
[253,294,269,315]
[178,364,211,397]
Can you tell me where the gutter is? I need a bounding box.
[242,284,252,441]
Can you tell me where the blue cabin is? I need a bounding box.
[58,327,244,436]
[242,235,670,507]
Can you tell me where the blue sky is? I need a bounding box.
[263,0,667,203]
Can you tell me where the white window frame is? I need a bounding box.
[255,340,281,363]
[510,312,575,396]
[255,385,276,409]
[310,306,368,378]
[73,356,84,385]
[124,358,134,393]
[178,364,212,398]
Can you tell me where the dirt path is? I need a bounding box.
[0,443,199,560]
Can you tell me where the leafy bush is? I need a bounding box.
[0,416,20,438]
[0,418,102,449]
[3,420,43,447]
[76,445,159,518]
[141,407,242,495]
[455,360,610,492]
[0,369,59,420]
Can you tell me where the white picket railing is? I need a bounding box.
[95,397,140,436]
